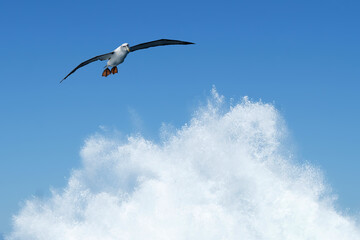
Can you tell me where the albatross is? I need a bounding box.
[61,39,194,83]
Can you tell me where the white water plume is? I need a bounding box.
[8,87,360,240]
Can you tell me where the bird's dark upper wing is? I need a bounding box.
[61,52,114,83]
[129,39,194,52]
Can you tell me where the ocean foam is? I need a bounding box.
[8,87,360,240]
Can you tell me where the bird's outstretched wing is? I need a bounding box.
[61,52,114,83]
[129,39,194,52]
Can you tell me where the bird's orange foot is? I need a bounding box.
[111,66,118,74]
[102,68,111,77]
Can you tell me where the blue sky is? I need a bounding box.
[0,0,360,235]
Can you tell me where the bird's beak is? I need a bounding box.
[126,46,130,52]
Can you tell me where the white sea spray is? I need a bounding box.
[8,88,360,240]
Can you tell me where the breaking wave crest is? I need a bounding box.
[8,88,360,240]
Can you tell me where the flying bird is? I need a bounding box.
[61,39,194,83]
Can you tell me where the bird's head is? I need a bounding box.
[121,43,130,52]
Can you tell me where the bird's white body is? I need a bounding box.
[107,43,129,67]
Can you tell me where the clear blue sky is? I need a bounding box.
[0,0,359,235]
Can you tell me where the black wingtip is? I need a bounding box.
[175,40,195,45]
[159,39,195,45]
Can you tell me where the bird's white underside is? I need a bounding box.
[107,45,129,67]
